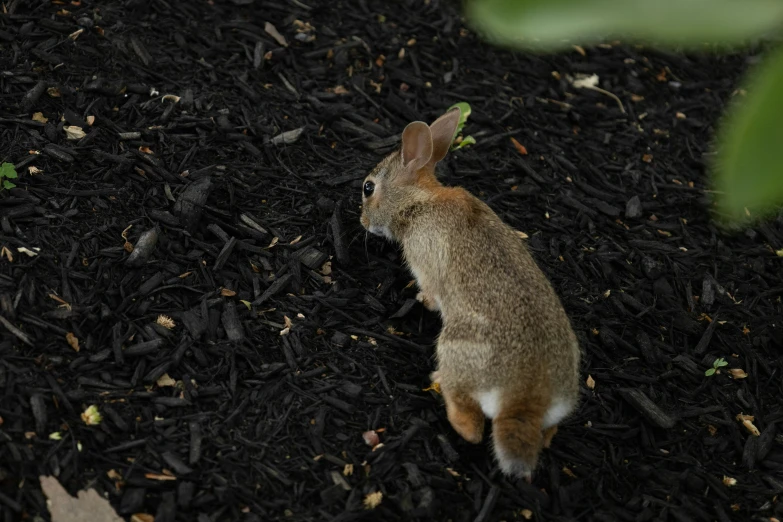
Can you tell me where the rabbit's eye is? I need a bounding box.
[363,181,375,198]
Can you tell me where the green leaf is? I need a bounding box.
[447,102,472,143]
[2,180,15,190]
[713,46,783,224]
[715,358,729,368]
[0,162,18,179]
[464,0,783,52]
[705,368,716,376]
[453,135,477,150]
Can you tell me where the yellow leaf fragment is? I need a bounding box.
[586,375,596,389]
[156,373,176,387]
[32,112,48,123]
[65,332,80,352]
[736,413,760,436]
[64,126,86,140]
[144,473,176,481]
[422,381,441,394]
[363,491,383,510]
[729,368,748,379]
[156,315,175,329]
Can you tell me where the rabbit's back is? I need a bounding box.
[402,188,579,395]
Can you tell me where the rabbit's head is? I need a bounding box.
[360,108,461,241]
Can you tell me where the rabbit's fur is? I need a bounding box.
[360,108,581,480]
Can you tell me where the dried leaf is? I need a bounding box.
[362,430,380,448]
[289,235,303,245]
[106,470,122,480]
[520,509,533,520]
[156,373,176,387]
[723,476,737,486]
[64,126,86,140]
[86,115,95,126]
[156,315,175,329]
[40,476,124,522]
[139,146,153,154]
[1,246,13,262]
[65,332,80,352]
[32,112,48,123]
[586,375,596,389]
[736,413,760,436]
[729,368,748,379]
[144,473,176,481]
[343,464,354,476]
[47,87,61,98]
[642,154,653,163]
[19,246,41,257]
[220,288,237,297]
[264,22,288,47]
[162,94,180,103]
[363,491,383,510]
[510,137,528,155]
[240,300,252,310]
[130,515,154,522]
[28,166,43,175]
[516,230,529,239]
[572,73,599,89]
[69,28,84,40]
[267,237,279,248]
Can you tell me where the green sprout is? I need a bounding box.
[448,102,476,150]
[0,162,18,190]
[705,357,729,377]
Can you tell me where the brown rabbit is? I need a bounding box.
[359,108,581,480]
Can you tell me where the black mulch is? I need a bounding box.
[2,1,783,521]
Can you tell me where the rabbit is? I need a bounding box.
[359,107,581,481]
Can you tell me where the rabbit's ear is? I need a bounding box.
[428,107,461,167]
[400,121,433,179]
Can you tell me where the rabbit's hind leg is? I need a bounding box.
[442,386,485,444]
[542,425,557,449]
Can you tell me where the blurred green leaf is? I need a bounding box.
[705,368,716,376]
[713,46,783,223]
[715,358,729,368]
[2,180,15,190]
[464,0,783,51]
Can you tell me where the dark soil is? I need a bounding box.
[2,1,783,521]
